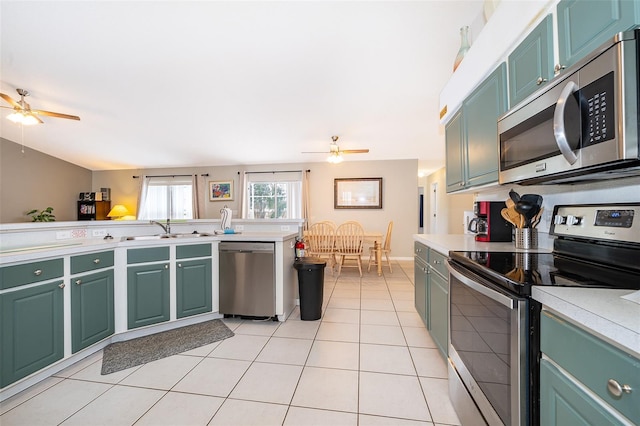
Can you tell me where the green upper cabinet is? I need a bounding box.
[508,15,554,107]
[127,262,170,329]
[445,111,465,193]
[71,269,115,353]
[1,281,64,387]
[463,63,508,189]
[176,258,212,319]
[557,0,639,70]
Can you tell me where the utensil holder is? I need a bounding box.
[515,228,538,249]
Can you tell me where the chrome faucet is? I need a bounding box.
[150,219,171,234]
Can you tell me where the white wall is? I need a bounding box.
[422,167,474,234]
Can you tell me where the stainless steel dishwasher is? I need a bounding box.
[219,241,276,318]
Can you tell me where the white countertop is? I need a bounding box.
[414,233,639,358]
[0,232,298,264]
[412,233,554,255]
[533,287,640,358]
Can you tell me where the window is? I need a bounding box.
[137,176,194,220]
[243,172,302,219]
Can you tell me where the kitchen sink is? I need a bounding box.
[123,232,214,241]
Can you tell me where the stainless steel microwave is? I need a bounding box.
[498,28,640,185]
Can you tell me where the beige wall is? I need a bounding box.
[92,159,419,257]
[423,167,474,234]
[0,138,92,223]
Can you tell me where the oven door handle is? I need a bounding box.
[447,261,515,308]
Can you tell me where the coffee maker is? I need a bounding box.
[468,201,512,242]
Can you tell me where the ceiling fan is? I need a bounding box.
[302,136,369,163]
[0,88,80,125]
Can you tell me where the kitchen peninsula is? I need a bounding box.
[0,219,302,401]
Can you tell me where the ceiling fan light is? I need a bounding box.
[7,111,40,125]
[327,152,343,164]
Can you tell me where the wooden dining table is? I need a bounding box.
[303,230,384,276]
[364,232,384,276]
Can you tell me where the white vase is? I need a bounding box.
[453,26,471,72]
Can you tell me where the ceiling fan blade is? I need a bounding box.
[301,151,330,154]
[341,149,369,154]
[0,93,22,109]
[31,109,81,121]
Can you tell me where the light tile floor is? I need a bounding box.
[0,259,461,426]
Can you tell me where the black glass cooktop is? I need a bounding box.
[449,250,640,297]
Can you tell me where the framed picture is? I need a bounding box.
[209,181,233,201]
[334,178,382,209]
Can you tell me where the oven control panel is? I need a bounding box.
[550,203,639,244]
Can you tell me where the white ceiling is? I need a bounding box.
[0,1,485,174]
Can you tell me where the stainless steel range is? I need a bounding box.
[446,203,640,426]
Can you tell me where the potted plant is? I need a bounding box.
[26,207,56,222]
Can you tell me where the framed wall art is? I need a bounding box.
[209,181,233,201]
[334,177,382,209]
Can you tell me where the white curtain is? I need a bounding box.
[301,170,310,231]
[136,175,150,219]
[192,174,200,219]
[241,172,249,218]
[137,175,194,220]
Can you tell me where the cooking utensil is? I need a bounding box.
[509,189,521,204]
[501,207,522,228]
[531,206,544,228]
[521,194,543,228]
[515,200,535,227]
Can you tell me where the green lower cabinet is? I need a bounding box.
[71,269,115,353]
[414,258,428,325]
[1,281,64,387]
[429,271,449,357]
[127,263,170,329]
[176,258,212,318]
[540,359,626,425]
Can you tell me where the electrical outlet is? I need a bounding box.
[92,229,107,237]
[56,231,71,239]
[235,225,244,231]
[281,225,290,231]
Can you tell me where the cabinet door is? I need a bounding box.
[463,63,507,188]
[509,15,554,106]
[540,359,626,426]
[127,263,170,329]
[71,269,115,353]
[445,110,465,192]
[557,0,639,70]
[1,281,64,387]
[176,258,212,319]
[414,259,428,326]
[429,271,449,358]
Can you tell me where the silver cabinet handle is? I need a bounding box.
[93,258,100,264]
[553,81,579,165]
[178,263,182,268]
[164,264,169,269]
[536,77,547,85]
[554,64,566,73]
[75,279,82,285]
[608,379,632,398]
[58,283,65,289]
[34,269,42,276]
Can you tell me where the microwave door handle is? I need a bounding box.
[553,81,579,165]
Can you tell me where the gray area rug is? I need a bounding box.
[101,319,234,375]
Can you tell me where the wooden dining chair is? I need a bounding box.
[368,221,393,273]
[335,221,365,277]
[306,221,337,273]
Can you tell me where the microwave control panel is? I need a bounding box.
[580,72,615,147]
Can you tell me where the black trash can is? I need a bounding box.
[293,257,326,320]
